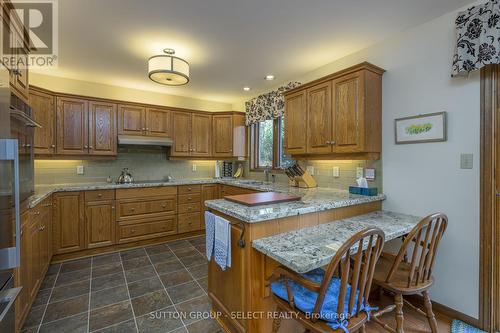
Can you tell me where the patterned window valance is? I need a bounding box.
[245,81,301,126]
[452,0,500,76]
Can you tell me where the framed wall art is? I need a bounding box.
[395,112,447,144]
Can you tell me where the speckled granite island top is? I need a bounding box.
[252,211,421,274]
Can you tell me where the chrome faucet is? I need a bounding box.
[263,168,271,182]
[271,174,276,184]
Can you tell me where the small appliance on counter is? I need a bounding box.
[284,163,317,188]
[117,168,134,184]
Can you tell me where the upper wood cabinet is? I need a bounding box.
[146,108,172,137]
[118,104,171,138]
[212,113,246,158]
[53,192,85,255]
[171,111,192,157]
[191,114,212,157]
[56,97,89,155]
[30,89,55,155]
[283,62,384,160]
[89,101,117,156]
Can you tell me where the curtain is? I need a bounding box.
[245,82,301,126]
[452,0,500,76]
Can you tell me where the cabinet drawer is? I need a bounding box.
[178,202,201,214]
[85,190,115,202]
[178,185,201,195]
[119,216,177,243]
[178,213,201,233]
[116,186,177,199]
[178,194,201,204]
[117,196,176,219]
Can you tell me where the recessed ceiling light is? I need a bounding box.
[265,75,275,81]
[243,87,251,91]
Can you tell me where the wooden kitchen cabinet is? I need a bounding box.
[212,113,246,158]
[89,101,117,156]
[15,211,30,330]
[118,104,145,136]
[171,111,192,157]
[201,184,219,226]
[53,192,85,254]
[191,114,212,157]
[56,97,89,155]
[27,213,41,300]
[146,107,171,137]
[85,190,116,249]
[30,89,56,155]
[283,62,384,160]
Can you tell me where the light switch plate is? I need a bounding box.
[460,153,473,169]
[306,166,314,176]
[365,168,376,181]
[76,165,84,175]
[356,167,364,178]
[333,167,340,177]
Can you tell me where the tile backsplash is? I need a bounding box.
[35,147,216,185]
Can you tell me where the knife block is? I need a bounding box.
[289,171,317,188]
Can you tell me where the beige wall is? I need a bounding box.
[30,72,232,112]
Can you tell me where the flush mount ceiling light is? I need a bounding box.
[148,48,189,86]
[243,87,251,91]
[265,75,275,81]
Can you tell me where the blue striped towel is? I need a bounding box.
[204,211,216,260]
[214,215,231,271]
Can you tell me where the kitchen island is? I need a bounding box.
[204,189,388,333]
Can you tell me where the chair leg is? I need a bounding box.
[272,306,282,333]
[422,291,438,333]
[394,293,404,333]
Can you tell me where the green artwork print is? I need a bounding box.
[405,123,433,135]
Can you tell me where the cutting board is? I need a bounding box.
[224,192,301,206]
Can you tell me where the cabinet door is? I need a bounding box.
[201,184,218,229]
[56,97,89,155]
[192,114,212,157]
[15,213,30,328]
[30,90,55,155]
[53,192,85,254]
[86,200,116,249]
[212,115,233,157]
[9,24,29,101]
[39,205,51,275]
[146,108,171,137]
[171,112,192,156]
[284,90,307,155]
[14,45,29,101]
[89,101,117,156]
[306,82,332,154]
[28,215,41,300]
[117,104,145,136]
[332,72,364,152]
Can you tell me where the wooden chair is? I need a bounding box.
[270,228,385,333]
[371,213,448,333]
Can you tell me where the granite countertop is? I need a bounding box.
[252,211,421,273]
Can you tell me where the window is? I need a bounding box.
[250,116,294,170]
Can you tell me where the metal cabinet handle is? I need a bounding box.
[326,141,331,144]
[89,146,94,149]
[51,144,55,148]
[131,208,135,211]
[142,128,146,131]
[111,206,115,210]
[330,141,336,145]
[84,145,88,149]
[162,204,166,208]
[97,193,102,197]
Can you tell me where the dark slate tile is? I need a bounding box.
[194,244,206,255]
[43,294,89,323]
[122,256,152,271]
[60,258,91,274]
[159,270,192,288]
[167,240,193,250]
[46,263,61,276]
[124,266,157,283]
[197,277,208,292]
[145,244,171,255]
[176,295,211,325]
[92,253,121,267]
[172,247,199,259]
[39,312,88,333]
[135,306,183,333]
[154,260,184,275]
[186,318,223,333]
[92,261,123,278]
[90,285,129,309]
[89,300,134,332]
[32,288,51,307]
[187,264,208,279]
[21,326,39,333]
[92,272,126,291]
[120,248,147,261]
[55,268,91,287]
[187,236,205,246]
[131,290,172,317]
[50,279,90,303]
[167,281,204,304]
[148,251,177,265]
[22,305,45,329]
[169,328,189,333]
[127,276,163,298]
[40,274,57,290]
[180,254,206,268]
[92,319,137,333]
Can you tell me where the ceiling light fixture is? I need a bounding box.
[265,75,275,81]
[243,87,251,91]
[148,48,189,86]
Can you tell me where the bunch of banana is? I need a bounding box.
[234,165,243,178]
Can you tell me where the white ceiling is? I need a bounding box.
[33,0,474,104]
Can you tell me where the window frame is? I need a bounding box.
[249,117,286,172]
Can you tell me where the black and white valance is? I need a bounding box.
[452,0,500,76]
[245,82,301,126]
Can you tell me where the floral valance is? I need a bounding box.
[245,81,301,126]
[452,0,500,76]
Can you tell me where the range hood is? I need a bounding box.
[118,135,173,147]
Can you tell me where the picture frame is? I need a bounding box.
[394,112,447,144]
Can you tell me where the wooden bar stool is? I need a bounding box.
[371,213,448,333]
[270,228,385,333]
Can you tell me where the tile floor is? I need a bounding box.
[22,236,221,333]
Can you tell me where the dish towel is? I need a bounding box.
[214,215,231,271]
[204,211,216,260]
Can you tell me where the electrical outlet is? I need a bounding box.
[306,166,314,176]
[333,166,340,177]
[76,165,84,175]
[356,167,364,178]
[192,164,197,172]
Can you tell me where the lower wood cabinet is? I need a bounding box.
[53,192,85,254]
[219,184,257,197]
[85,198,116,249]
[118,215,177,243]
